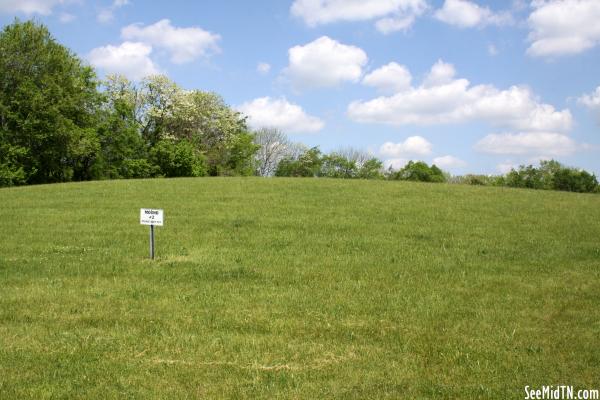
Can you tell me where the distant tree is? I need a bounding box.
[451,174,504,186]
[253,128,291,176]
[389,161,447,183]
[223,132,259,176]
[356,158,384,179]
[553,167,598,193]
[149,139,206,178]
[0,20,101,184]
[504,160,598,193]
[275,147,323,177]
[320,153,357,178]
[99,75,256,177]
[95,75,147,179]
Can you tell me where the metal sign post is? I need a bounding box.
[140,208,164,260]
[150,224,155,259]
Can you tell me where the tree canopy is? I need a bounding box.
[0,20,100,185]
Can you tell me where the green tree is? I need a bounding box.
[389,161,447,183]
[357,158,384,180]
[320,153,357,178]
[94,75,148,179]
[275,147,323,177]
[0,20,101,185]
[149,139,206,178]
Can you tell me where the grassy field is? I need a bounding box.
[0,177,599,399]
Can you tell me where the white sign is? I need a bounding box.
[140,208,164,226]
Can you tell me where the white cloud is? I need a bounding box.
[59,12,75,23]
[291,0,428,32]
[348,60,572,133]
[285,36,367,90]
[423,59,456,87]
[257,62,271,74]
[384,158,409,170]
[578,86,600,112]
[363,62,412,94]
[434,0,513,28]
[97,0,129,23]
[375,15,417,34]
[380,136,432,157]
[0,0,66,15]
[237,97,324,134]
[527,0,600,57]
[121,19,220,64]
[433,155,467,168]
[474,132,578,156]
[488,43,498,56]
[88,41,159,81]
[497,162,516,174]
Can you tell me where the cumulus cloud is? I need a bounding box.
[433,155,467,168]
[434,0,513,28]
[374,15,418,34]
[88,41,159,81]
[0,0,67,15]
[284,36,367,90]
[348,60,572,133]
[237,97,324,134]
[578,86,600,117]
[59,12,75,23]
[97,0,129,23]
[423,59,456,87]
[257,62,271,74]
[474,132,578,156]
[527,0,600,57]
[363,62,412,94]
[290,0,428,32]
[121,19,220,64]
[380,136,432,157]
[384,158,409,170]
[497,162,516,174]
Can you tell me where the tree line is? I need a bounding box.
[0,20,597,194]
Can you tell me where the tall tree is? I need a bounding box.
[253,128,292,176]
[0,20,101,184]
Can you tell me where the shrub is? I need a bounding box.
[389,161,447,183]
[149,139,207,178]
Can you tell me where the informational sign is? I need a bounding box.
[140,208,164,226]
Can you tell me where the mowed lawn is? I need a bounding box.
[0,178,599,399]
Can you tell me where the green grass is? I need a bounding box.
[1,177,599,399]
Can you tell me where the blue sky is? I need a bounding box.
[1,0,599,175]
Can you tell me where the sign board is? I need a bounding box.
[140,208,164,226]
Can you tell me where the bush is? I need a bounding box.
[452,174,505,186]
[389,161,447,183]
[505,160,598,193]
[149,139,207,178]
[119,159,160,179]
[275,147,323,177]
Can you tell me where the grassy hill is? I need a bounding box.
[1,178,599,399]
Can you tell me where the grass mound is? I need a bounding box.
[1,178,599,398]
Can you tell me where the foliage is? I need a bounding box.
[505,160,598,193]
[451,174,505,186]
[388,161,447,183]
[223,132,259,176]
[149,139,207,178]
[320,153,357,178]
[356,157,384,179]
[275,147,323,177]
[253,128,292,177]
[0,19,101,184]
